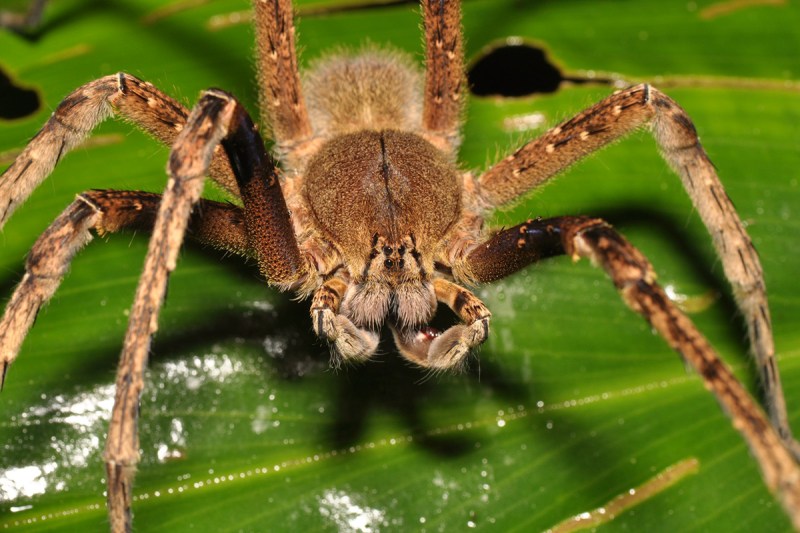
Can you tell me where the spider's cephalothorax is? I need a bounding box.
[2,0,800,530]
[300,120,480,367]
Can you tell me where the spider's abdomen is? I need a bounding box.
[303,130,461,268]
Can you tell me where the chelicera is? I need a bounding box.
[1,0,799,530]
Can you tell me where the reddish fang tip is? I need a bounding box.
[418,326,442,341]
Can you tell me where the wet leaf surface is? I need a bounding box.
[1,0,799,531]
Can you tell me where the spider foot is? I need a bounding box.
[392,317,490,371]
[312,307,379,365]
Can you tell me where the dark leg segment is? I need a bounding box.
[463,216,800,527]
[465,217,564,283]
[221,105,306,286]
[84,189,249,255]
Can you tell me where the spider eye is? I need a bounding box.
[384,259,394,269]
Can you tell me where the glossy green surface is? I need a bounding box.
[0,0,799,531]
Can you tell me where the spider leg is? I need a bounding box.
[104,95,224,529]
[477,84,795,456]
[0,198,98,386]
[463,216,800,528]
[1,87,304,529]
[0,190,247,390]
[311,277,380,365]
[421,0,464,156]
[253,0,313,164]
[0,72,240,229]
[97,89,307,531]
[84,190,249,255]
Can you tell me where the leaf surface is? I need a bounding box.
[1,0,799,531]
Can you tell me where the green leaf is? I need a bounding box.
[1,0,799,531]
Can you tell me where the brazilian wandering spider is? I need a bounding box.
[1,0,800,530]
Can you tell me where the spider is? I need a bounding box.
[1,0,799,530]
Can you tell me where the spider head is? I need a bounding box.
[340,233,437,331]
[303,130,463,364]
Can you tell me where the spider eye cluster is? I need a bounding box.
[382,244,407,271]
[337,233,435,329]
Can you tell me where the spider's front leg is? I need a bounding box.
[477,84,796,455]
[462,216,800,528]
[100,90,308,531]
[103,92,236,532]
